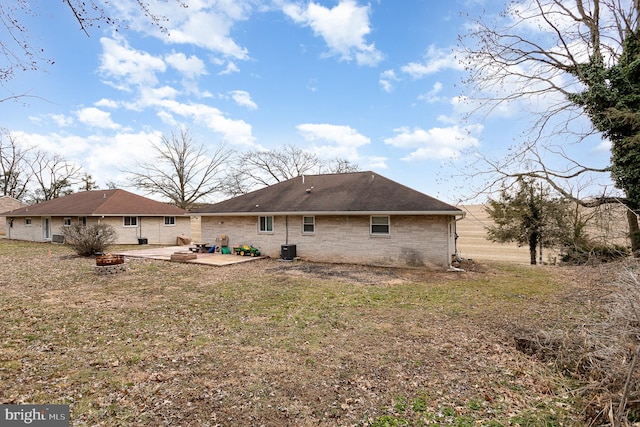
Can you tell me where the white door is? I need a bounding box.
[42,217,51,240]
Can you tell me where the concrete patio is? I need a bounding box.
[114,245,265,266]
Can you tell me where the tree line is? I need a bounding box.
[3,1,639,260]
[0,127,358,209]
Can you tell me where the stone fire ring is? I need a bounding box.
[95,254,126,275]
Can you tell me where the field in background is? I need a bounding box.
[456,205,534,264]
[456,204,630,264]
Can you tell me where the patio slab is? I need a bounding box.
[114,246,265,266]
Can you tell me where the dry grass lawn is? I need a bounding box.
[0,240,607,426]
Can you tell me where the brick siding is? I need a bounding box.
[5,215,191,244]
[0,197,25,237]
[201,214,455,268]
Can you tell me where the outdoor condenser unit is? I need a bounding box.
[280,244,296,260]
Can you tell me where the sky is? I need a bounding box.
[0,0,615,205]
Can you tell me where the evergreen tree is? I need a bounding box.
[569,29,640,254]
[486,178,571,265]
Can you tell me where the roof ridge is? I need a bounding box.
[94,188,121,212]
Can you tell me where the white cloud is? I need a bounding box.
[379,69,398,92]
[11,129,166,188]
[165,52,207,79]
[99,37,166,89]
[307,80,318,93]
[283,0,383,66]
[593,139,612,153]
[152,99,255,146]
[297,123,370,147]
[401,45,463,78]
[95,98,118,109]
[384,125,481,161]
[11,131,91,157]
[128,86,180,112]
[418,81,444,103]
[218,61,240,75]
[379,45,462,93]
[108,1,251,60]
[76,107,121,130]
[296,123,370,160]
[366,156,388,169]
[164,8,249,59]
[51,114,74,127]
[107,72,255,146]
[229,90,258,110]
[84,131,163,184]
[156,111,179,127]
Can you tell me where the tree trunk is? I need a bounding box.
[628,210,640,256]
[529,233,538,265]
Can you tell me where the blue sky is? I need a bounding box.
[0,0,614,204]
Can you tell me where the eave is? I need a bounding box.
[195,210,465,217]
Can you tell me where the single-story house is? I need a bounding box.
[190,171,465,268]
[0,196,26,237]
[1,189,191,245]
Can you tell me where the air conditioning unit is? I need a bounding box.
[280,244,297,260]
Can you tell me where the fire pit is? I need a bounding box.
[96,254,125,266]
[95,254,126,275]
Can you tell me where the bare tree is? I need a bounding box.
[226,144,360,195]
[0,128,31,199]
[326,158,360,174]
[78,173,99,191]
[126,129,233,209]
[242,145,322,186]
[459,0,640,253]
[29,151,84,202]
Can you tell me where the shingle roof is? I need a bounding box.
[192,171,462,215]
[1,189,186,217]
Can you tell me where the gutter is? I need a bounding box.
[197,210,466,217]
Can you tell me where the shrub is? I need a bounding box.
[61,223,117,256]
[514,259,640,425]
[561,243,630,265]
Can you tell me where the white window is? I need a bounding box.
[259,216,273,233]
[63,217,72,227]
[78,217,87,226]
[123,216,138,227]
[25,218,32,226]
[164,216,176,226]
[302,216,315,234]
[370,216,390,235]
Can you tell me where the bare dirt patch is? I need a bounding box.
[0,240,608,426]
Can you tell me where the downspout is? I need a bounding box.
[447,217,452,267]
[448,213,466,271]
[285,215,289,245]
[454,213,465,257]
